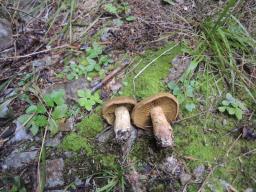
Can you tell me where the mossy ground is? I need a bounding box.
[59,44,256,191]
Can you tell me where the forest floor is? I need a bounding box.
[0,0,256,191]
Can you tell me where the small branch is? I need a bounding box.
[0,44,70,60]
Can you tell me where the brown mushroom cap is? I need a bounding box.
[132,93,179,129]
[102,96,136,125]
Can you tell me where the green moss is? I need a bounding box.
[61,133,93,155]
[77,108,103,138]
[121,44,182,99]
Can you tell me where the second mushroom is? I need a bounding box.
[102,97,136,142]
[132,93,179,147]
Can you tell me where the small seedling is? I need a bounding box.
[63,62,87,80]
[218,93,246,120]
[168,80,197,112]
[77,90,102,111]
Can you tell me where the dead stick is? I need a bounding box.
[91,62,130,93]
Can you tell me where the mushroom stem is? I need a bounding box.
[114,106,132,142]
[150,106,173,147]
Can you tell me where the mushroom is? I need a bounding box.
[131,93,179,147]
[102,97,136,142]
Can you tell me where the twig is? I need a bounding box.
[133,44,179,93]
[0,44,69,60]
[91,60,131,92]
[197,165,218,192]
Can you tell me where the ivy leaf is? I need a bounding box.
[48,118,59,136]
[52,104,68,119]
[30,124,39,136]
[33,115,48,127]
[185,103,196,112]
[25,105,38,114]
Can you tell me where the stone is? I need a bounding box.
[45,133,62,147]
[193,165,205,179]
[64,151,76,158]
[46,158,64,188]
[10,121,32,143]
[59,118,75,132]
[74,177,83,186]
[244,188,254,192]
[160,156,184,177]
[179,173,192,185]
[32,56,52,68]
[0,17,12,51]
[2,150,38,170]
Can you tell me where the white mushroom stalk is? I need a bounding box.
[114,106,132,142]
[150,106,173,147]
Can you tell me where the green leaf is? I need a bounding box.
[51,89,65,106]
[37,105,47,114]
[113,19,123,27]
[86,64,95,72]
[77,90,85,98]
[25,105,38,114]
[167,81,177,90]
[227,107,235,115]
[235,109,243,120]
[186,85,194,97]
[218,106,226,112]
[94,64,101,72]
[52,104,68,119]
[185,103,196,112]
[43,95,54,107]
[162,0,175,5]
[104,3,118,14]
[48,118,59,136]
[17,114,32,126]
[87,42,103,58]
[222,100,229,106]
[67,73,75,80]
[87,58,96,66]
[33,115,48,127]
[30,124,39,136]
[126,16,136,21]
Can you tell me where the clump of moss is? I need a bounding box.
[121,44,182,99]
[61,133,93,155]
[77,109,103,138]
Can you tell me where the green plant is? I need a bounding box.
[96,169,126,192]
[218,93,246,120]
[18,90,68,136]
[184,0,256,102]
[63,62,87,80]
[77,90,102,111]
[168,80,197,112]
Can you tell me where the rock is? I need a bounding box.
[95,127,115,143]
[220,180,238,192]
[74,177,83,186]
[0,17,12,51]
[46,158,64,188]
[45,133,62,147]
[2,150,38,170]
[179,173,192,185]
[244,188,254,192]
[167,56,190,82]
[160,156,184,177]
[64,151,76,158]
[32,56,52,68]
[193,165,205,179]
[9,121,32,143]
